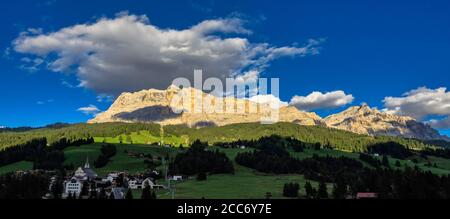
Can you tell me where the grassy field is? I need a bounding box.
[387,155,450,176]
[159,165,331,199]
[153,148,330,199]
[94,130,189,147]
[0,161,33,175]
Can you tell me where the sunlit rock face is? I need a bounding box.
[324,104,446,140]
[89,86,322,127]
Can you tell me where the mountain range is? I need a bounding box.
[89,86,448,141]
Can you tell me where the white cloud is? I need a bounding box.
[96,94,115,103]
[3,47,11,59]
[289,90,354,111]
[249,94,288,109]
[27,28,43,35]
[383,87,450,129]
[77,104,101,116]
[61,80,75,88]
[20,57,45,72]
[13,13,321,95]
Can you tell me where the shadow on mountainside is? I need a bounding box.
[112,105,182,122]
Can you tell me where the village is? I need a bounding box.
[43,157,184,199]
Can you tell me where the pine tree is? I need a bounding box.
[89,182,97,199]
[125,189,133,199]
[118,135,123,144]
[141,183,152,199]
[317,181,328,199]
[332,179,347,199]
[304,182,315,199]
[80,181,89,198]
[382,155,390,167]
[51,178,63,199]
[197,172,207,181]
[98,188,107,199]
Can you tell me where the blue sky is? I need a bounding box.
[0,0,449,135]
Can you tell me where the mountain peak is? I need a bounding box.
[325,105,444,140]
[89,87,322,127]
[89,88,446,141]
[166,84,182,91]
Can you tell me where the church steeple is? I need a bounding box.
[84,156,90,169]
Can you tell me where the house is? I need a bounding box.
[128,178,144,189]
[172,175,183,181]
[102,173,118,183]
[356,192,378,199]
[142,178,156,188]
[64,178,83,196]
[111,187,126,199]
[138,178,166,190]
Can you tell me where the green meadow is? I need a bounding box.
[94,130,189,146]
[0,161,33,175]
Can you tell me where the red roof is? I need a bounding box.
[356,192,378,199]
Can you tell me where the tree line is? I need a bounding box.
[94,144,117,168]
[0,137,94,170]
[169,140,234,176]
[0,172,50,199]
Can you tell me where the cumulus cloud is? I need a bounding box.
[383,87,450,129]
[289,90,354,111]
[248,94,288,109]
[77,105,101,116]
[13,13,321,96]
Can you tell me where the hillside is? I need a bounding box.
[165,122,432,152]
[0,123,160,149]
[0,122,436,153]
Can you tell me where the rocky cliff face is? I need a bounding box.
[89,87,447,140]
[89,86,322,127]
[324,104,445,140]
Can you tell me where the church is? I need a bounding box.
[64,157,98,197]
[74,157,98,181]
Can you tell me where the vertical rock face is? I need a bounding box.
[89,87,448,141]
[88,86,323,127]
[324,104,446,140]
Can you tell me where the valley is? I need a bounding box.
[2,124,450,199]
